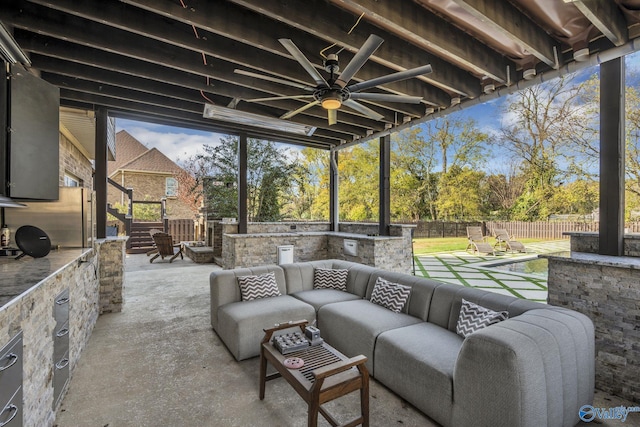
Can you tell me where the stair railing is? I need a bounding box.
[107,178,133,249]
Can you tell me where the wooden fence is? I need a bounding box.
[167,219,195,242]
[411,220,631,240]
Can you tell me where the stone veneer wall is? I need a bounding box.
[0,251,98,427]
[547,256,640,403]
[0,238,127,426]
[568,232,640,257]
[97,238,127,313]
[221,223,415,273]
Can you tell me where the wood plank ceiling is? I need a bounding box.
[1,0,639,149]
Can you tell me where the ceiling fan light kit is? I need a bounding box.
[239,34,432,127]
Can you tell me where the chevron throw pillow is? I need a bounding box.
[237,272,281,301]
[369,277,411,313]
[456,299,508,338]
[313,268,348,291]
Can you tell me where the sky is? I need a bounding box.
[116,51,640,166]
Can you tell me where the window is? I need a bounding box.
[166,177,178,197]
[64,173,81,187]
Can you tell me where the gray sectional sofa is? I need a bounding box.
[209,259,595,427]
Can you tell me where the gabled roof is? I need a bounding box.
[109,130,183,176]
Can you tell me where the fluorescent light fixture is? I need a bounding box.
[0,22,30,65]
[203,103,316,136]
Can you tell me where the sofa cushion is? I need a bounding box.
[237,272,281,301]
[317,299,422,375]
[291,288,361,312]
[282,260,376,296]
[455,298,508,338]
[369,277,411,313]
[375,322,463,427]
[217,295,315,361]
[313,267,348,291]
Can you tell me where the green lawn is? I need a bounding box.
[412,236,544,255]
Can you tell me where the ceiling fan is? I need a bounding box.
[236,34,432,126]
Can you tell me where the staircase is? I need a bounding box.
[127,222,164,254]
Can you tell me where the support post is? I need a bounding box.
[95,107,108,239]
[330,149,339,232]
[599,58,625,256]
[238,133,248,234]
[379,135,390,236]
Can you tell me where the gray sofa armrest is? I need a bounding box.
[451,308,594,427]
[209,265,286,330]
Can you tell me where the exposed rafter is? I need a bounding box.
[0,0,635,149]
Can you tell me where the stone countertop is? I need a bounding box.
[540,251,640,269]
[222,231,403,240]
[563,231,640,239]
[0,248,93,309]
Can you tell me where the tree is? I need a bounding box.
[185,135,296,221]
[499,74,597,220]
[436,166,485,220]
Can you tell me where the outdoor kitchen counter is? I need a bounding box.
[0,248,93,309]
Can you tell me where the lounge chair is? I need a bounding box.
[493,228,526,253]
[149,232,184,263]
[466,226,495,255]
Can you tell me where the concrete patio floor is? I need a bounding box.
[54,249,640,426]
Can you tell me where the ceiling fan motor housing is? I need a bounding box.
[324,54,339,74]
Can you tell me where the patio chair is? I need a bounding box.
[466,226,495,255]
[146,228,164,257]
[149,232,184,263]
[493,228,526,253]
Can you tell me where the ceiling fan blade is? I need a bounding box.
[245,94,314,103]
[335,34,384,88]
[343,99,385,121]
[280,100,321,120]
[328,109,337,126]
[349,93,423,104]
[234,69,315,91]
[278,39,329,88]
[347,64,433,93]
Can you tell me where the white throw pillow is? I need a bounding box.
[456,298,508,338]
[237,272,281,301]
[313,268,348,291]
[369,277,411,313]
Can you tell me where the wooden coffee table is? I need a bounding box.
[259,320,369,427]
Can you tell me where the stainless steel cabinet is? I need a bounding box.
[0,331,23,427]
[53,289,69,411]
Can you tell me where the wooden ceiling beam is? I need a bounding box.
[226,0,480,98]
[569,0,628,46]
[450,0,561,68]
[327,0,512,83]
[50,75,360,141]
[116,0,451,107]
[30,53,384,133]
[59,90,343,147]
[18,0,431,118]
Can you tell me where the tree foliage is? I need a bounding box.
[174,68,640,223]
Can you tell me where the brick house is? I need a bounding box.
[108,130,198,220]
